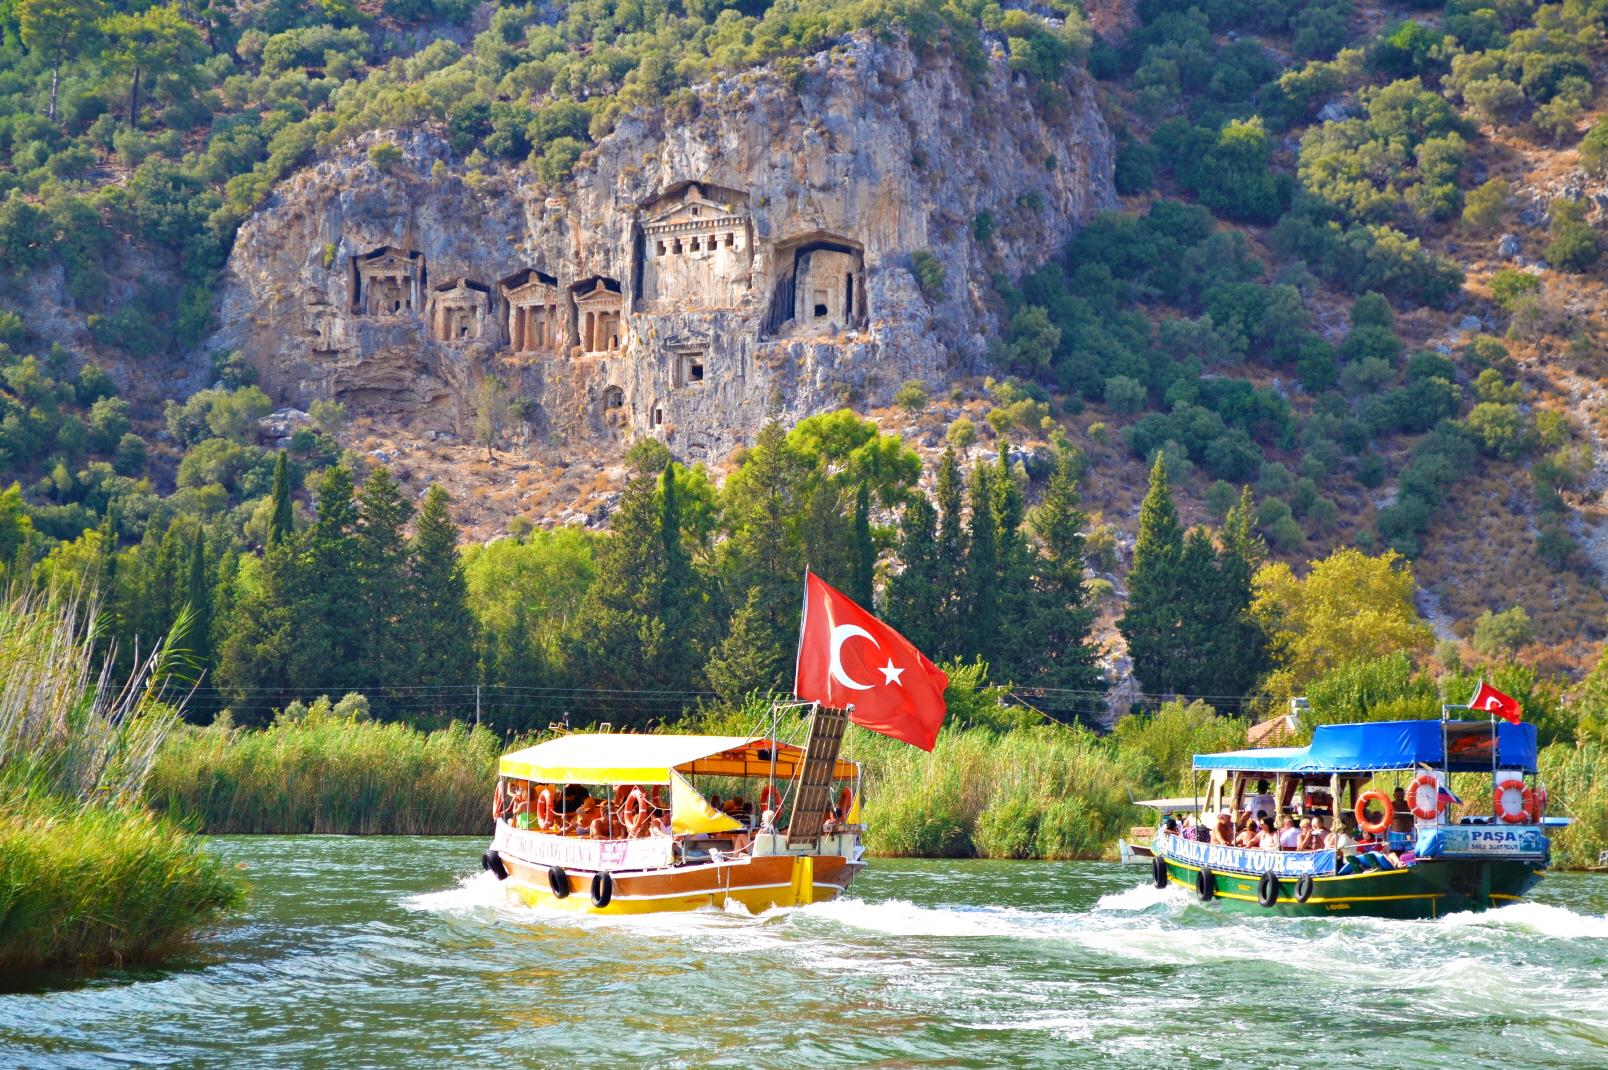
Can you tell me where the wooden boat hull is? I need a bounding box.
[500,851,862,915]
[1160,854,1545,919]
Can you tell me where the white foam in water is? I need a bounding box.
[1437,901,1608,940]
[801,897,1062,940]
[402,869,513,913]
[1091,882,1190,913]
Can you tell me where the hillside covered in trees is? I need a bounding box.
[0,0,1606,730]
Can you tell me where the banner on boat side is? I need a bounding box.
[1426,824,1549,859]
[1158,834,1336,876]
[493,824,675,872]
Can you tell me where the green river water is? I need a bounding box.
[4,836,1608,1068]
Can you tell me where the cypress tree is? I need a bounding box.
[932,447,967,658]
[964,460,998,664]
[216,539,297,724]
[989,450,1032,677]
[408,486,478,714]
[849,481,874,607]
[1200,487,1270,700]
[1022,448,1105,719]
[886,493,941,653]
[290,465,365,694]
[655,462,711,692]
[183,526,212,675]
[1119,453,1187,697]
[355,466,413,692]
[268,450,293,546]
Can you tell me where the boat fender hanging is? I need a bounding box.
[1257,870,1280,908]
[548,866,570,899]
[1295,875,1315,904]
[1355,790,1394,834]
[1408,774,1443,821]
[482,850,508,881]
[1196,867,1216,902]
[1494,777,1535,824]
[590,871,614,909]
[1151,854,1168,889]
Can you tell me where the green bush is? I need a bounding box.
[1544,199,1600,272]
[894,379,929,412]
[911,250,946,301]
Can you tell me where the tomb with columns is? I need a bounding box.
[572,277,624,354]
[501,269,563,354]
[351,247,426,317]
[428,279,492,342]
[636,183,753,311]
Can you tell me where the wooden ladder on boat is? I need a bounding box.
[787,705,849,850]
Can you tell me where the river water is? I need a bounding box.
[4,836,1608,1068]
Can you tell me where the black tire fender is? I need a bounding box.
[548,865,570,899]
[1257,870,1280,908]
[1151,854,1168,890]
[590,870,614,909]
[1196,866,1216,902]
[1295,875,1315,903]
[482,850,509,881]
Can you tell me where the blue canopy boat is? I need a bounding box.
[1147,717,1569,918]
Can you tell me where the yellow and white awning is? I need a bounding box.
[497,733,858,785]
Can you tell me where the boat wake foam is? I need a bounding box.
[1435,900,1608,940]
[401,869,514,914]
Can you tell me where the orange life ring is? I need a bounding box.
[492,779,506,821]
[535,788,554,828]
[1355,790,1394,834]
[759,785,782,814]
[612,784,636,809]
[622,788,647,824]
[1494,778,1535,824]
[837,786,854,816]
[1407,774,1443,821]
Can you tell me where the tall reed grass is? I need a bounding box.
[0,592,241,971]
[147,707,504,834]
[1539,742,1608,870]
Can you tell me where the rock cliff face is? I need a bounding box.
[211,33,1115,459]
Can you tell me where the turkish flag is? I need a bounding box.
[1469,680,1523,724]
[794,571,949,750]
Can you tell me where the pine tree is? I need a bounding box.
[355,466,413,691]
[932,447,967,658]
[654,462,712,692]
[183,526,212,675]
[407,486,478,714]
[705,585,788,704]
[1022,448,1105,719]
[988,449,1032,677]
[268,450,293,546]
[849,481,874,607]
[1198,487,1269,699]
[964,460,998,664]
[216,540,297,724]
[289,465,365,694]
[886,493,942,653]
[1119,454,1188,696]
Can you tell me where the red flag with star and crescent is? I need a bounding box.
[794,570,949,750]
[1468,679,1522,725]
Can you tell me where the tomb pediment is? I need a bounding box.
[574,278,622,306]
[502,269,559,305]
[643,184,746,233]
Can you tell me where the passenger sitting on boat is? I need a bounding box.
[1234,819,1257,849]
[821,806,842,836]
[1161,818,1180,839]
[1297,818,1321,851]
[1212,813,1235,845]
[1325,822,1356,859]
[1257,817,1279,851]
[1278,816,1300,850]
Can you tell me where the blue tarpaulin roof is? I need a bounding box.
[1192,720,1539,774]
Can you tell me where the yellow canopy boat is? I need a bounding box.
[482,718,865,915]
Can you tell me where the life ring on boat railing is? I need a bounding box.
[1151,854,1168,889]
[590,871,614,909]
[1494,778,1536,824]
[534,788,554,829]
[1295,875,1315,903]
[548,866,570,899]
[1408,773,1444,821]
[492,780,506,821]
[612,784,638,809]
[1355,791,1394,834]
[482,850,508,881]
[621,788,648,824]
[1257,870,1280,908]
[759,785,782,815]
[1196,867,1216,902]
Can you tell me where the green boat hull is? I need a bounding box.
[1160,854,1545,919]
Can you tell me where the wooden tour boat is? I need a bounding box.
[481,708,867,915]
[1150,715,1570,919]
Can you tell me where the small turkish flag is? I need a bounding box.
[1468,680,1522,724]
[794,570,949,750]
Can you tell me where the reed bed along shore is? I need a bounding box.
[147,705,503,835]
[0,593,242,972]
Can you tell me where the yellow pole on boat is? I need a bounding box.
[792,855,815,906]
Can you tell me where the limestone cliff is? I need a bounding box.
[211,33,1114,460]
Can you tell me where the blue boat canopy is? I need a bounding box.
[1192,720,1539,774]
